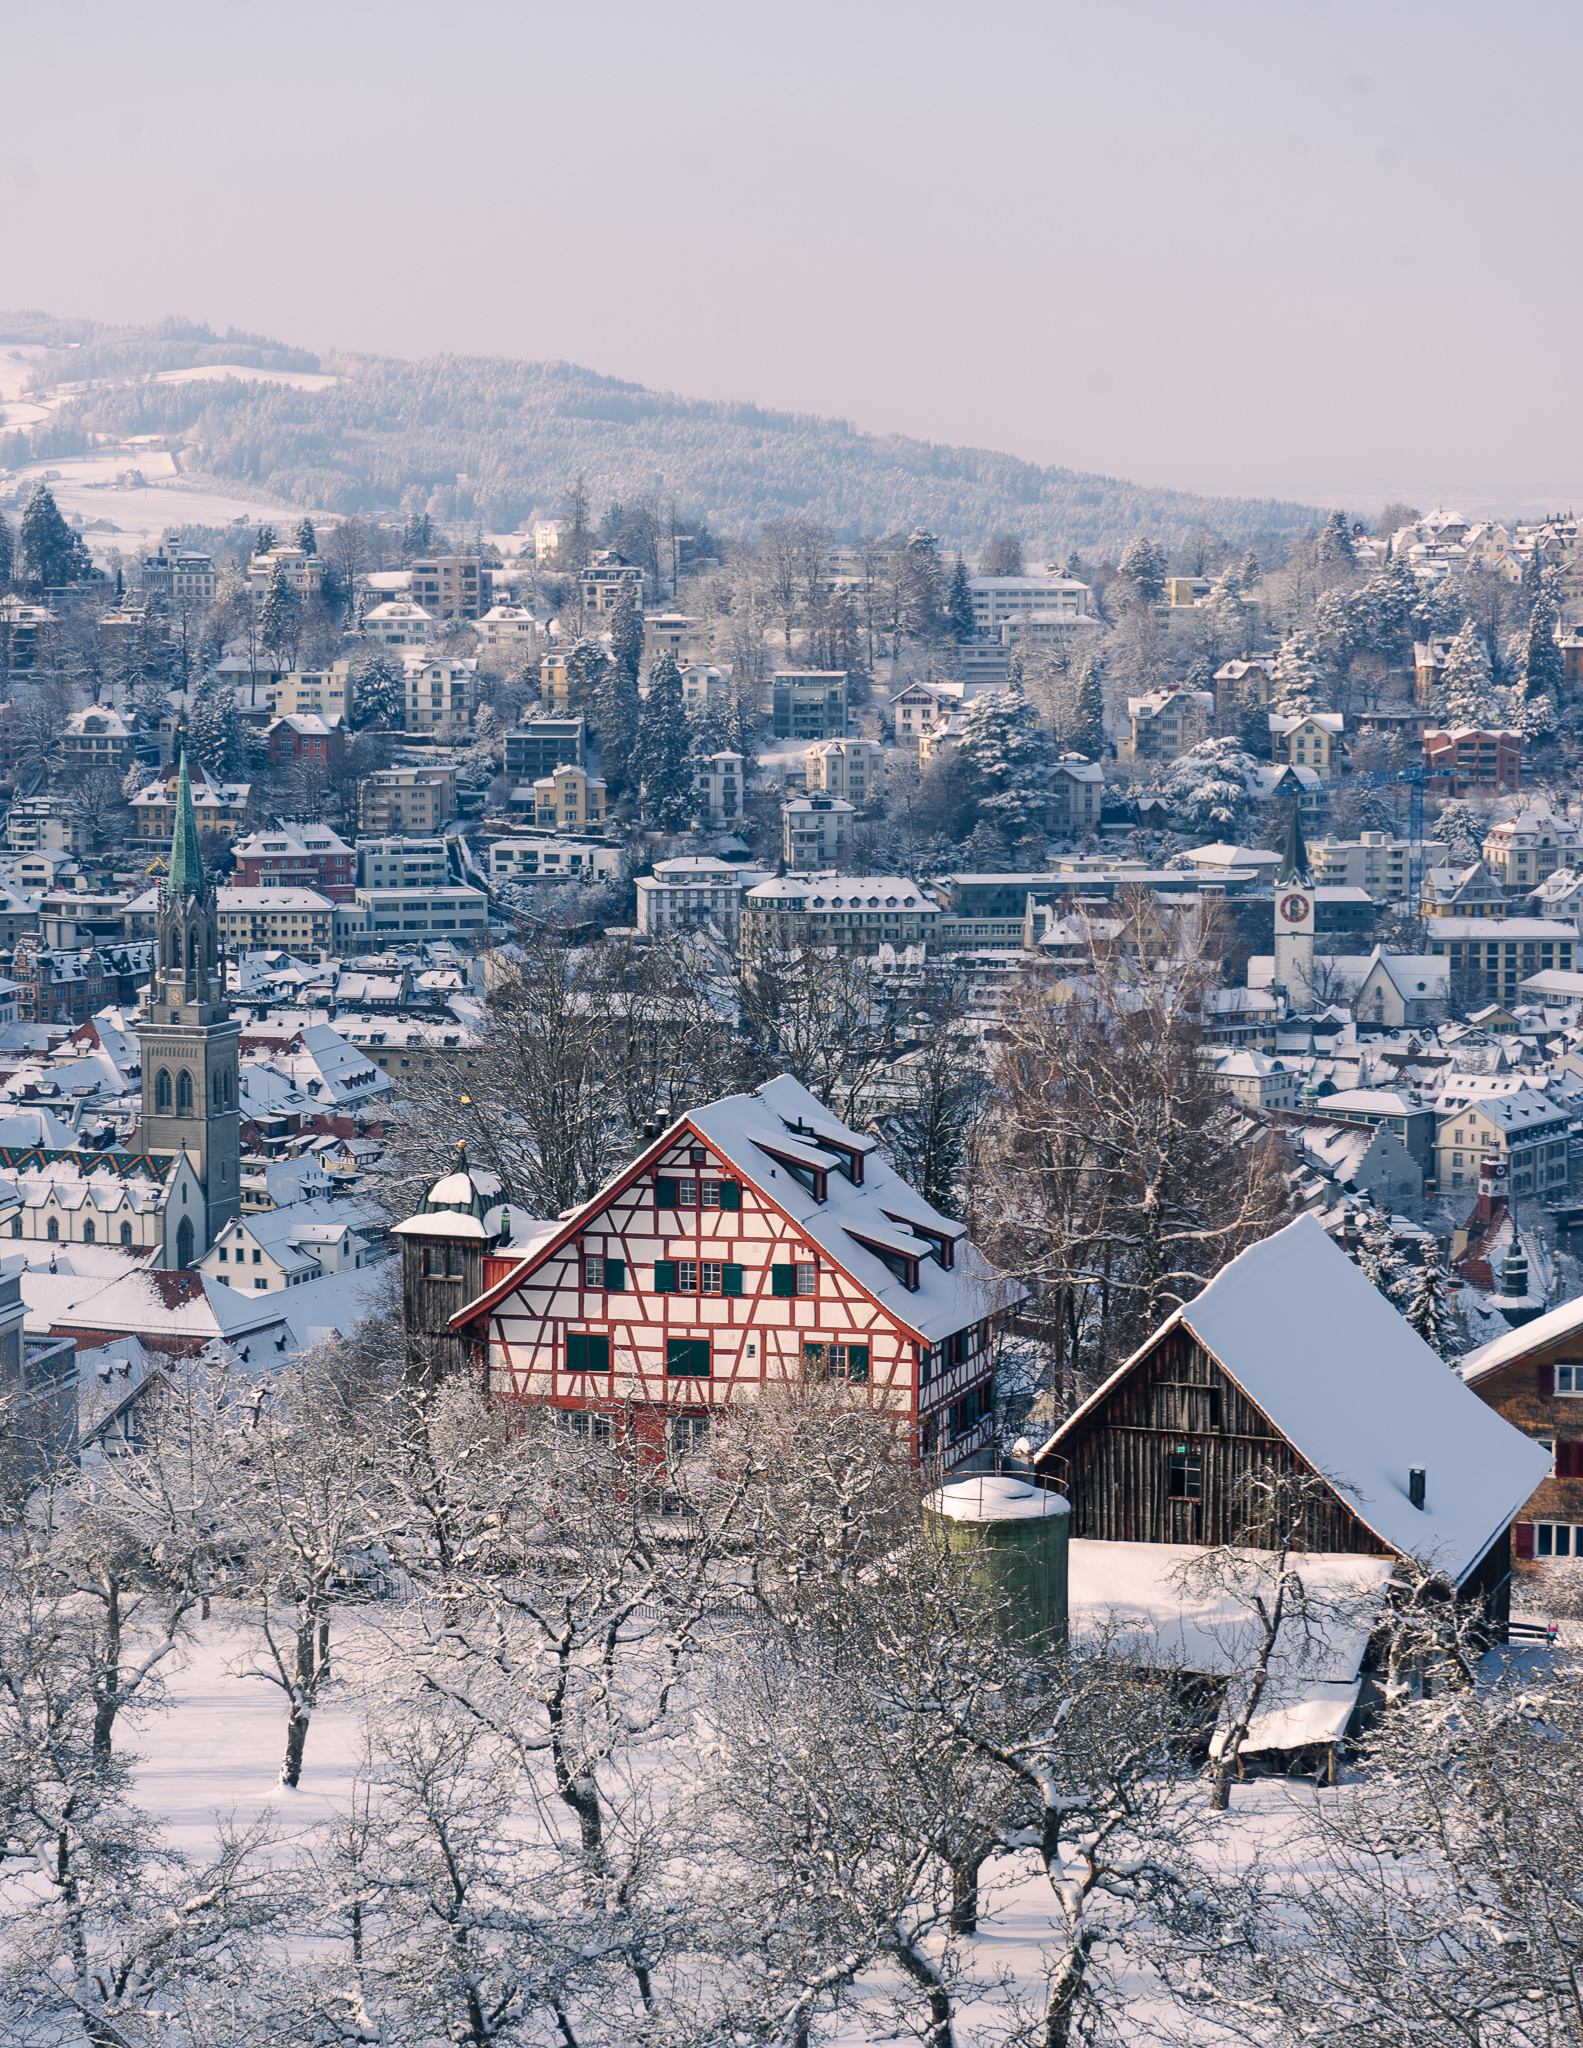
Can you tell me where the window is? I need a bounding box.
[804,1342,870,1383]
[701,1261,723,1295]
[666,1338,711,1378]
[795,1263,816,1296]
[670,1413,710,1457]
[8,1218,18,1238]
[566,1410,613,1445]
[82,1221,94,1244]
[46,1217,58,1242]
[1167,1447,1203,1500]
[584,1257,604,1289]
[1559,1364,1583,1396]
[565,1333,611,1373]
[678,1181,697,1207]
[678,1261,698,1292]
[155,1068,172,1112]
[701,1180,722,1209]
[177,1070,193,1114]
[1535,1522,1583,1558]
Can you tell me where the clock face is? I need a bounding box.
[1279,892,1311,924]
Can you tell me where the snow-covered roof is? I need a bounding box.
[1043,1214,1550,1583]
[1460,1295,1583,1385]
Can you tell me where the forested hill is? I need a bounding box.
[4,311,1324,554]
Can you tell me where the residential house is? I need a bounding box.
[1211,1050,1302,1110]
[1423,917,1576,1003]
[968,575,1090,633]
[531,766,606,830]
[406,556,490,621]
[130,767,255,843]
[139,544,215,607]
[771,670,848,740]
[740,877,939,960]
[197,1197,371,1293]
[691,751,745,827]
[580,551,643,614]
[215,887,336,960]
[267,714,346,769]
[1422,861,1509,919]
[231,823,356,904]
[1125,686,1212,764]
[272,664,354,724]
[353,882,488,943]
[890,681,951,747]
[679,661,730,711]
[399,658,478,734]
[1213,658,1275,727]
[357,768,456,835]
[62,706,147,775]
[1482,807,1583,893]
[806,738,881,806]
[1435,1089,1571,1199]
[1047,754,1105,835]
[1308,1087,1437,1181]
[248,546,323,604]
[636,856,750,939]
[1424,727,1521,794]
[489,836,622,887]
[1459,1301,1583,1561]
[441,1074,1018,1470]
[505,717,585,780]
[1269,710,1344,779]
[361,600,433,648]
[645,615,700,662]
[10,940,155,1024]
[782,793,855,868]
[475,605,540,656]
[0,599,54,669]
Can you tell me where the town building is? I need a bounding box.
[0,599,54,669]
[635,857,751,939]
[1435,1090,1571,1199]
[1034,1216,1545,1638]
[231,822,356,903]
[0,1148,203,1265]
[357,768,456,835]
[1423,727,1521,794]
[1423,917,1576,1002]
[131,767,255,843]
[475,604,540,656]
[890,682,951,747]
[133,756,242,1266]
[531,520,566,563]
[1309,832,1447,902]
[61,706,148,776]
[1460,1300,1583,1561]
[1047,754,1105,835]
[645,615,700,662]
[505,716,585,780]
[440,1074,1017,1469]
[407,556,490,621]
[399,658,478,735]
[1421,861,1509,919]
[5,797,88,856]
[806,738,881,806]
[1482,808,1583,893]
[248,546,323,605]
[1124,687,1212,764]
[771,670,848,741]
[361,600,433,648]
[1269,711,1344,779]
[139,544,216,607]
[679,661,730,711]
[11,938,156,1024]
[267,714,347,769]
[196,1198,371,1294]
[968,575,1090,633]
[530,765,606,830]
[488,836,622,887]
[356,838,452,891]
[782,793,855,868]
[740,876,940,960]
[691,750,745,827]
[353,882,488,943]
[215,888,337,958]
[580,551,644,614]
[272,663,355,724]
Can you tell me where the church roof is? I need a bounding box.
[166,750,204,903]
[1273,798,1312,888]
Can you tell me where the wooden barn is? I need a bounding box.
[1037,1215,1549,1618]
[438,1074,1022,1465]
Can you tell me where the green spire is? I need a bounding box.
[167,747,204,901]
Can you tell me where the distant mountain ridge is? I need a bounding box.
[2,310,1325,555]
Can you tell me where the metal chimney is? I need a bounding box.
[1408,1467,1426,1510]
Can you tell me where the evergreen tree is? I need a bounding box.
[595,660,642,795]
[1239,548,1261,590]
[944,557,975,642]
[898,528,942,643]
[254,524,276,557]
[957,674,1056,835]
[1205,567,1246,656]
[1436,617,1494,726]
[1116,536,1167,605]
[258,562,302,667]
[563,637,608,718]
[1318,510,1355,565]
[1400,1254,1462,1355]
[631,654,693,828]
[1070,652,1106,758]
[18,484,94,588]
[352,652,404,729]
[1355,1204,1411,1311]
[293,517,317,557]
[1523,591,1564,702]
[607,587,644,683]
[402,511,435,559]
[1269,631,1326,717]
[0,508,12,590]
[185,683,229,780]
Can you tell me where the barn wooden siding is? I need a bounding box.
[1047,1326,1391,1554]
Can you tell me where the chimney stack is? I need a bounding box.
[1409,1467,1426,1510]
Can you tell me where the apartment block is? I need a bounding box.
[772,670,848,740]
[806,738,882,805]
[505,717,585,780]
[357,768,456,834]
[407,556,490,621]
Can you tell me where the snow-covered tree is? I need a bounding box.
[1146,737,1258,836]
[351,649,404,728]
[1204,566,1247,657]
[607,583,643,681]
[944,555,975,640]
[1400,1252,1462,1355]
[292,516,317,557]
[956,675,1055,835]
[18,482,94,588]
[1115,534,1167,605]
[631,652,693,828]
[1239,547,1261,590]
[0,507,14,589]
[595,656,641,794]
[1317,509,1354,564]
[186,682,246,781]
[1522,589,1565,701]
[1435,616,1494,725]
[258,560,301,668]
[1269,630,1326,717]
[1068,650,1106,758]
[1354,1203,1411,1311]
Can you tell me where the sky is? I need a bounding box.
[3,0,1580,516]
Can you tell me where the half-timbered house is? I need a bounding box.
[445,1074,1022,1463]
[1036,1214,1549,1612]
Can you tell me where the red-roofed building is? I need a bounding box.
[267,714,347,769]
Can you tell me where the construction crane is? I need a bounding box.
[1326,765,1428,915]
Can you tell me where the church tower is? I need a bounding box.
[136,750,241,1266]
[1272,799,1316,1013]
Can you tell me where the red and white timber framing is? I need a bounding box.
[451,1118,999,1464]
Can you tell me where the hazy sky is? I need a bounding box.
[5,0,1580,513]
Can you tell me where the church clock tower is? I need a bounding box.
[136,750,241,1266]
[1272,799,1316,1013]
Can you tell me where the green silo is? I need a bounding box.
[923,1473,1070,1650]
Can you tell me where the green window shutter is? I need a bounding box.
[588,1334,610,1372]
[690,1339,711,1376]
[604,1258,627,1292]
[655,1178,679,1209]
[653,1260,677,1294]
[567,1332,588,1371]
[722,1262,743,1296]
[771,1264,795,1297]
[848,1345,870,1382]
[718,1180,741,1211]
[667,1337,711,1377]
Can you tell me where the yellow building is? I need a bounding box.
[531,765,607,829]
[1268,712,1344,779]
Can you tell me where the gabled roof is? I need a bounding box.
[1460,1295,1583,1386]
[1040,1214,1549,1583]
[454,1073,1022,1344]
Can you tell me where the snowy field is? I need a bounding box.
[5,451,315,564]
